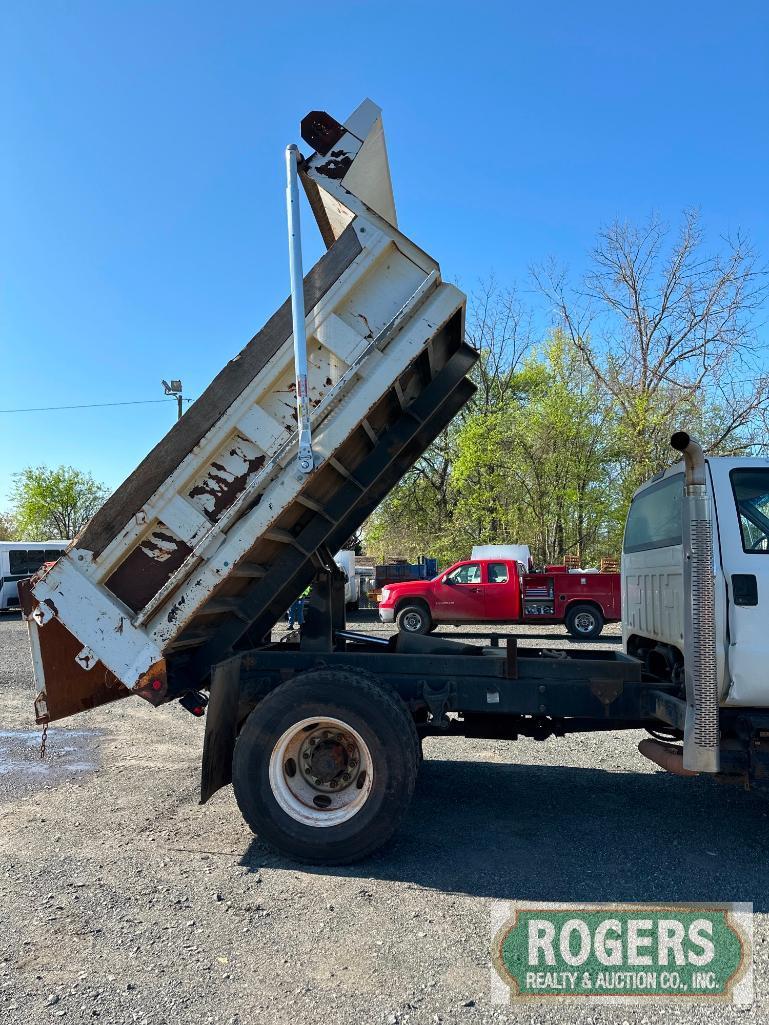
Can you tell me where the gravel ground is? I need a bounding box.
[2,611,768,1025]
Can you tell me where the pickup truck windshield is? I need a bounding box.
[731,468,769,552]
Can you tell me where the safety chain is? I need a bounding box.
[39,721,48,760]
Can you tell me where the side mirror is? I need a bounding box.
[443,576,454,585]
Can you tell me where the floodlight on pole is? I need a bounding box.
[161,379,184,421]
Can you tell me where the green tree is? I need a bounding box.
[453,333,622,565]
[0,511,18,541]
[11,465,109,540]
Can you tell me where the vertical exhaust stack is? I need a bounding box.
[671,432,720,772]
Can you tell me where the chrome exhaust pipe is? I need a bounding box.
[638,738,699,777]
[670,432,720,772]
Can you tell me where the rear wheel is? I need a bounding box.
[340,666,422,767]
[565,604,604,640]
[397,604,431,635]
[232,669,418,863]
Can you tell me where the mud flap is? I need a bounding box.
[200,655,242,803]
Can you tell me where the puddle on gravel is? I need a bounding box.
[0,728,100,801]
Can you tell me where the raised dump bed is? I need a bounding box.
[23,100,477,724]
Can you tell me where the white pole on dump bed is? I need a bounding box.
[285,143,315,475]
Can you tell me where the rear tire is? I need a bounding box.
[232,669,418,864]
[397,604,431,635]
[336,666,422,768]
[565,604,604,640]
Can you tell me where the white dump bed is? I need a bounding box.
[23,100,477,723]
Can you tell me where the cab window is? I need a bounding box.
[731,468,769,553]
[445,563,481,585]
[623,474,683,553]
[487,562,509,583]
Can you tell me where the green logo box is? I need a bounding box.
[491,901,752,1007]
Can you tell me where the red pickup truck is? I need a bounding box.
[377,557,620,639]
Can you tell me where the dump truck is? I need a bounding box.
[21,101,769,864]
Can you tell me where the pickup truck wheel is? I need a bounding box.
[397,604,431,634]
[566,604,604,640]
[232,670,418,864]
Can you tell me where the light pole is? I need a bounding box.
[161,379,184,421]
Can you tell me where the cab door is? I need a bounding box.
[714,460,769,706]
[484,561,520,619]
[431,561,485,622]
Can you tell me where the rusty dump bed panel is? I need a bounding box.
[24,100,477,724]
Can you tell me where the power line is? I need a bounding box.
[0,397,193,414]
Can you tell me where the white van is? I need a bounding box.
[0,541,69,612]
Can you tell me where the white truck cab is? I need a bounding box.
[623,453,769,709]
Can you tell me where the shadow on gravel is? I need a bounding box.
[241,756,769,909]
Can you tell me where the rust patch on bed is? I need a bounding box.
[188,438,266,523]
[106,524,193,613]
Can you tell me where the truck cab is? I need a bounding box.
[623,455,769,707]
[378,555,620,638]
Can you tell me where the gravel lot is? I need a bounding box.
[2,611,768,1025]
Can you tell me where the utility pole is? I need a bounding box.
[161,379,184,421]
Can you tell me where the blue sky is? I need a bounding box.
[2,1,768,503]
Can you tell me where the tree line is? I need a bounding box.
[366,211,769,567]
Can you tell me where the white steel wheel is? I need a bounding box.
[232,669,419,864]
[268,716,374,827]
